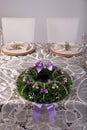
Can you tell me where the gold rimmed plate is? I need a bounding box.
[49,42,82,57]
[1,42,35,56]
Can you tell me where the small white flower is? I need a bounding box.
[32,85,35,88]
[23,77,26,82]
[36,86,39,89]
[29,96,33,99]
[32,83,38,88]
[64,78,67,82]
[52,84,58,89]
[56,86,59,88]
[52,86,55,89]
[56,96,60,99]
[61,70,65,74]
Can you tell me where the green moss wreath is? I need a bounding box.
[16,61,72,103]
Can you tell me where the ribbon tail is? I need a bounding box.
[46,104,55,121]
[33,104,42,122]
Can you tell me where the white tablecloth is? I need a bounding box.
[0,43,87,130]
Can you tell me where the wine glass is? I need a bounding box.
[82,33,87,45]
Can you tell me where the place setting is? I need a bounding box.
[49,41,82,57]
[1,41,35,56]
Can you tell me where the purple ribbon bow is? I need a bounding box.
[36,61,53,73]
[46,62,53,71]
[33,103,55,122]
[36,61,44,73]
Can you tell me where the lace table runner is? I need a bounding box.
[0,43,87,130]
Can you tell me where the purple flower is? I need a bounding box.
[40,88,48,94]
[59,81,65,86]
[25,79,31,85]
[36,61,43,73]
[46,62,53,71]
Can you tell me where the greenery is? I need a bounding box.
[16,61,72,103]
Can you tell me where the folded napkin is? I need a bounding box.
[6,42,29,50]
[53,42,82,53]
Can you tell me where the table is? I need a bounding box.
[0,43,87,130]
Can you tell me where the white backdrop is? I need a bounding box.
[0,0,87,43]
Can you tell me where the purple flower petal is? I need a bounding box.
[36,61,43,73]
[59,81,65,85]
[25,80,31,85]
[44,89,48,94]
[40,88,43,93]
[46,62,53,71]
[40,88,48,94]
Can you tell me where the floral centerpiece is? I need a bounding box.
[16,61,72,104]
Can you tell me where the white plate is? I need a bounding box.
[1,42,35,56]
[50,42,82,56]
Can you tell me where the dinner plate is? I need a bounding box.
[1,42,35,56]
[49,42,82,57]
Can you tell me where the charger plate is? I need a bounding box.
[1,42,35,56]
[49,42,82,57]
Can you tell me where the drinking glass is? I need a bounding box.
[0,28,3,52]
[81,33,87,66]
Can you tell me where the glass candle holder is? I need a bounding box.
[0,28,3,52]
[82,34,87,68]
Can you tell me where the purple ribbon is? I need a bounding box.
[33,103,55,122]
